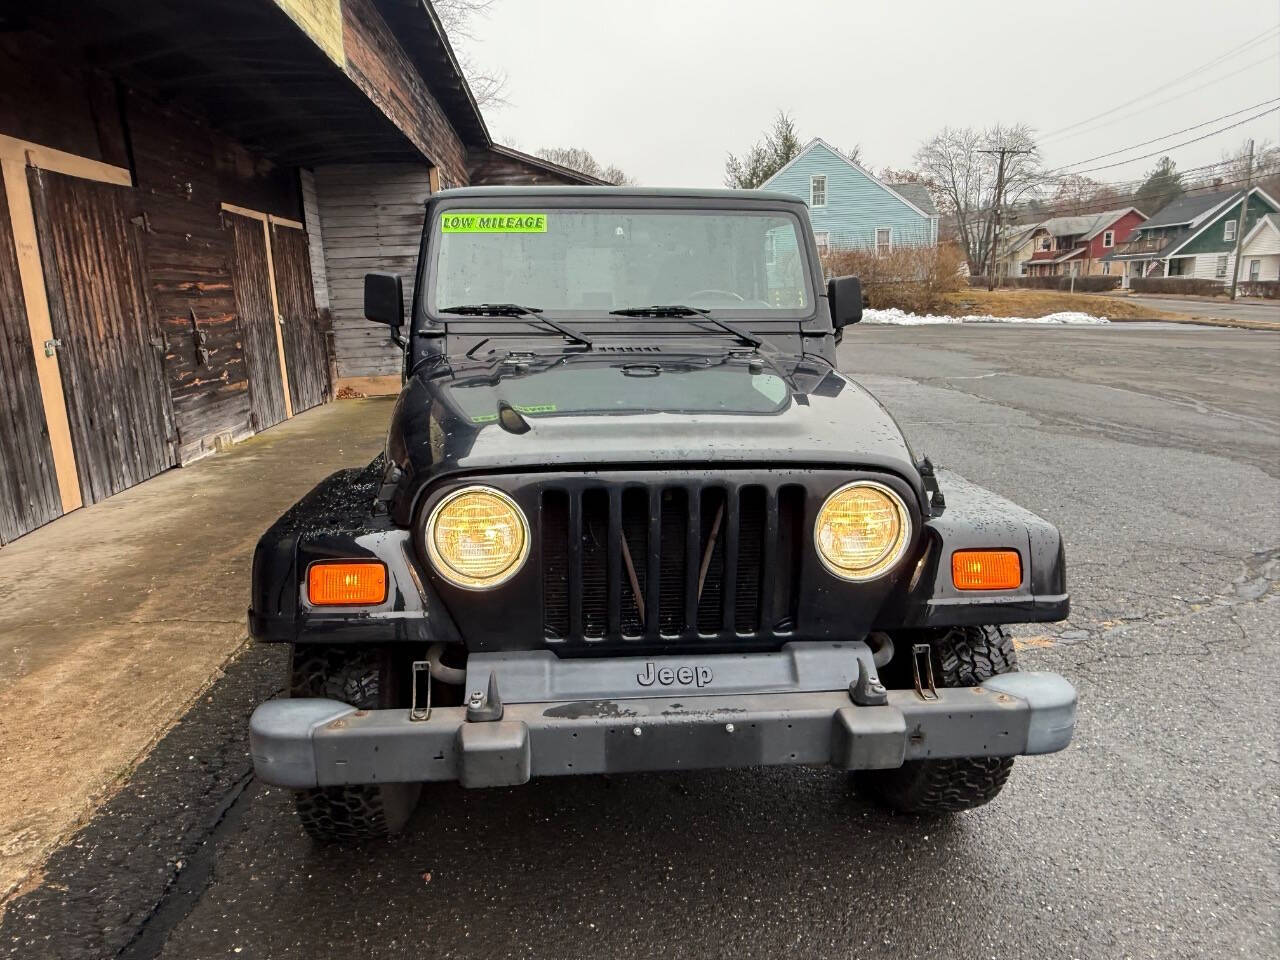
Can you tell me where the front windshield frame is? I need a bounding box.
[420,198,820,325]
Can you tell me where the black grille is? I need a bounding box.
[541,480,805,647]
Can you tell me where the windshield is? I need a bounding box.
[431,208,810,314]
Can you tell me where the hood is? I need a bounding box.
[385,349,921,521]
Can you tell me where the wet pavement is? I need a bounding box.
[2,324,1276,960]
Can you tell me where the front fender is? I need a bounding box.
[873,469,1069,629]
[248,459,461,645]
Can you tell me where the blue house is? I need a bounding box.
[761,139,938,253]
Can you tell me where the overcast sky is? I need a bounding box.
[463,0,1280,188]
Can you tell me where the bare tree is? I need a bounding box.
[879,167,926,184]
[433,0,508,109]
[1220,137,1280,196]
[841,144,864,167]
[915,124,1042,275]
[724,111,803,189]
[537,146,635,185]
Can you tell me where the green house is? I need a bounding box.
[1105,186,1279,284]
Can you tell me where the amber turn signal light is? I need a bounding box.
[951,549,1022,591]
[308,561,387,606]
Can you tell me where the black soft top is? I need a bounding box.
[431,185,805,205]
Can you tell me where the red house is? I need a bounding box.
[1025,208,1147,277]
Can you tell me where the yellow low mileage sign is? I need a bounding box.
[441,212,548,233]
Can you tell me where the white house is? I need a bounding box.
[1239,212,1280,283]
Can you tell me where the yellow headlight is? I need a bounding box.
[814,481,910,581]
[426,486,529,588]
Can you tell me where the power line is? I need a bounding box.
[1047,98,1280,174]
[990,172,1270,224]
[1060,105,1280,175]
[943,164,1276,230]
[1041,52,1280,146]
[1040,27,1280,142]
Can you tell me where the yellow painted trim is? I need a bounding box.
[223,202,295,418]
[262,219,294,418]
[219,201,268,222]
[0,134,131,187]
[1,157,82,512]
[267,214,304,231]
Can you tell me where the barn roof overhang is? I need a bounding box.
[7,0,486,167]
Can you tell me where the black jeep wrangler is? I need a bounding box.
[249,187,1076,841]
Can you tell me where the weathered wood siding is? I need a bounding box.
[313,163,428,379]
[228,213,288,431]
[126,96,249,462]
[28,168,176,506]
[341,0,468,187]
[467,148,600,186]
[0,172,61,543]
[271,222,330,412]
[125,92,307,462]
[0,33,128,169]
[299,169,330,310]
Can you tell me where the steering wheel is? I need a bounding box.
[686,289,745,303]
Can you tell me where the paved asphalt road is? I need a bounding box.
[3,324,1277,960]
[1123,295,1279,324]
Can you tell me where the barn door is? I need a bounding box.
[226,211,288,430]
[270,220,329,413]
[0,170,61,543]
[28,168,176,506]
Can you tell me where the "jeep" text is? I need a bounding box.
[636,662,713,687]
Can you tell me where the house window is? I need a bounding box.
[1040,237,1051,251]
[1223,219,1236,242]
[814,231,830,254]
[1103,230,1114,248]
[1215,255,1228,278]
[1103,262,1111,275]
[810,175,827,208]
[1249,259,1261,280]
[875,227,891,256]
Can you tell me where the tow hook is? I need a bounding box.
[849,659,888,706]
[466,671,504,722]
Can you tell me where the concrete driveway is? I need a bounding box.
[0,398,392,904]
[1122,294,1278,325]
[2,325,1278,960]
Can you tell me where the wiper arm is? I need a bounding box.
[609,305,762,348]
[438,303,593,348]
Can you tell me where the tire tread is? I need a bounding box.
[288,646,416,842]
[855,625,1018,814]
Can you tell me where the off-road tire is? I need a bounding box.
[855,625,1018,814]
[289,646,421,842]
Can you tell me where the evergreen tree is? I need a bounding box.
[724,112,803,189]
[1135,157,1184,215]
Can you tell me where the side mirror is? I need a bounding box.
[827,275,863,331]
[364,272,405,346]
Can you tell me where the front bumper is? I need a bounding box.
[250,649,1076,789]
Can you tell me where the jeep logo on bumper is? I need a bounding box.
[637,662,713,687]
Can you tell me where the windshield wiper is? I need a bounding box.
[608,305,762,348]
[438,303,593,348]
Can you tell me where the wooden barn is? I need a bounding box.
[0,0,599,545]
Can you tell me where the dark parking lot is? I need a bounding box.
[4,323,1277,960]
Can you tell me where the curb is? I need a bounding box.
[1110,315,1280,331]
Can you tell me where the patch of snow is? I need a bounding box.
[863,307,1110,326]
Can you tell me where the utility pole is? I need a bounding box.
[1228,138,1253,301]
[979,147,1034,291]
